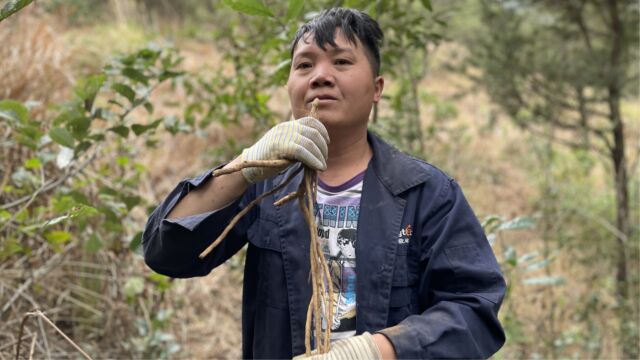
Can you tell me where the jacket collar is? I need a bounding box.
[367,131,432,195]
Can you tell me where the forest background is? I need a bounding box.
[0,0,638,359]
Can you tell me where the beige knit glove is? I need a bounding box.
[292,332,382,360]
[240,116,330,184]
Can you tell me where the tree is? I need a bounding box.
[466,0,639,357]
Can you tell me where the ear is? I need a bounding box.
[373,76,384,103]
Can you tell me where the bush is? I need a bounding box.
[0,44,188,358]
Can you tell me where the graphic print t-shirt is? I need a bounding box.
[314,171,364,341]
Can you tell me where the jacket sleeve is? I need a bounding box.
[379,177,506,359]
[141,165,257,278]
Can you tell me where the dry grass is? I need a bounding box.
[0,7,73,114]
[169,264,244,359]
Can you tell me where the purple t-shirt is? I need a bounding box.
[314,171,365,341]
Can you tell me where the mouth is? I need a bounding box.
[307,95,338,103]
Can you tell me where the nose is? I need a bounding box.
[309,63,335,88]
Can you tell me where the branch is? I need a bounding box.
[1,243,74,316]
[525,125,610,158]
[16,309,93,360]
[528,77,610,119]
[509,80,614,150]
[565,0,594,53]
[569,205,628,245]
[592,128,614,153]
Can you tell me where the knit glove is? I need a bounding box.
[292,332,382,360]
[240,116,329,184]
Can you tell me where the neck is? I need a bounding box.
[320,127,372,186]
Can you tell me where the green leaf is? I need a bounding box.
[147,272,172,291]
[143,101,154,114]
[481,215,503,234]
[131,124,148,135]
[85,234,103,253]
[129,231,143,252]
[498,217,536,231]
[69,191,91,206]
[136,48,160,61]
[0,99,28,123]
[503,246,517,267]
[75,74,106,109]
[74,141,92,155]
[285,0,304,20]
[124,276,145,298]
[45,230,72,245]
[112,83,136,103]
[121,195,141,210]
[116,156,130,166]
[24,158,41,169]
[159,70,184,82]
[524,259,551,272]
[222,0,273,17]
[49,127,75,148]
[108,99,125,109]
[0,209,11,220]
[52,195,76,213]
[517,251,539,264]
[72,205,99,219]
[131,119,162,135]
[108,125,130,138]
[420,0,433,11]
[24,214,71,231]
[121,67,148,85]
[15,208,28,222]
[522,276,565,286]
[68,116,91,140]
[0,237,23,259]
[0,0,34,23]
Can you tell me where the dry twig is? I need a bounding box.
[16,309,93,360]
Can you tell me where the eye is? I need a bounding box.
[335,58,352,65]
[295,62,312,70]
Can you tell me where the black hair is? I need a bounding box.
[337,228,357,245]
[290,8,384,75]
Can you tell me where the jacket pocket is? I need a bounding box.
[391,248,419,287]
[248,216,289,310]
[247,213,281,252]
[388,252,419,326]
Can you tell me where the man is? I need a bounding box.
[143,8,506,359]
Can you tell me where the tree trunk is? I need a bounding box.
[606,0,637,357]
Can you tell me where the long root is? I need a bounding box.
[201,99,333,354]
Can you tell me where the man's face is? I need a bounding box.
[287,29,384,132]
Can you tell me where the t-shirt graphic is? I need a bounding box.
[314,171,364,341]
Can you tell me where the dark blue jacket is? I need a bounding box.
[142,132,506,359]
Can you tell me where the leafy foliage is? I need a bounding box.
[0,45,188,357]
